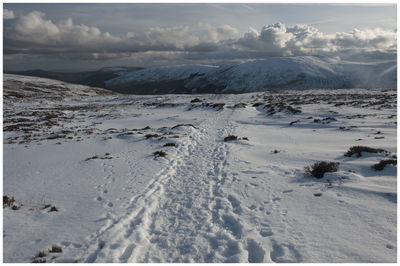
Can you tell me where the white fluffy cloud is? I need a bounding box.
[237,22,396,56]
[8,11,119,50]
[136,23,239,50]
[3,8,15,19]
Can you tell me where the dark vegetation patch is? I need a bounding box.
[145,134,160,139]
[339,126,358,131]
[192,102,225,110]
[286,105,302,114]
[163,142,176,147]
[49,245,62,253]
[263,102,301,116]
[190,98,202,103]
[372,159,397,171]
[313,117,337,124]
[233,103,247,108]
[224,135,249,141]
[33,258,46,263]
[144,102,182,108]
[46,133,67,140]
[3,195,22,210]
[33,251,47,262]
[49,206,59,212]
[344,146,390,157]
[85,153,113,161]
[154,150,167,157]
[41,204,52,210]
[224,135,238,141]
[3,195,15,208]
[85,155,99,161]
[304,161,340,178]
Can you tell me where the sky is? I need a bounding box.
[3,3,397,71]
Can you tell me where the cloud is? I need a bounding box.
[127,23,240,52]
[3,10,397,67]
[237,22,396,57]
[6,11,119,51]
[332,28,396,50]
[4,11,240,55]
[3,8,15,19]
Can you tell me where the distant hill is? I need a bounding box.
[5,66,143,89]
[6,56,396,94]
[3,73,116,101]
[104,56,397,94]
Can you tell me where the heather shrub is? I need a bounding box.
[304,161,340,178]
[224,135,238,141]
[344,146,389,157]
[154,151,167,157]
[372,159,397,171]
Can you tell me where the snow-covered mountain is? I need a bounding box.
[105,56,397,94]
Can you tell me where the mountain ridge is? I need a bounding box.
[5,56,396,94]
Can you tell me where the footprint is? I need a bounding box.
[272,197,281,202]
[119,244,135,262]
[110,243,120,250]
[248,205,257,210]
[227,195,242,214]
[282,189,293,193]
[96,196,103,201]
[72,243,82,248]
[61,241,71,247]
[247,239,265,263]
[222,239,240,258]
[221,214,243,238]
[107,202,114,207]
[270,241,302,263]
[259,228,273,237]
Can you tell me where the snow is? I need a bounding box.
[106,64,218,84]
[3,74,397,262]
[105,56,396,93]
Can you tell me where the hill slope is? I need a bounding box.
[3,74,397,263]
[105,56,397,94]
[5,66,143,89]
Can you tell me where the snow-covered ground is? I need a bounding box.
[3,74,397,262]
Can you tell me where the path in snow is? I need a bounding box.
[77,109,267,262]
